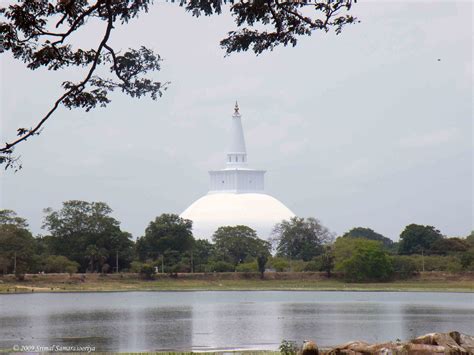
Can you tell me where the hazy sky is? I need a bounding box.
[1,1,472,241]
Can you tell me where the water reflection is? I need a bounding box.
[400,304,474,341]
[0,291,473,351]
[277,302,402,347]
[44,307,194,352]
[192,301,282,350]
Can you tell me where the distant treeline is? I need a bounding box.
[0,200,473,282]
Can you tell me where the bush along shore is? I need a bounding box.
[0,271,473,293]
[2,206,474,285]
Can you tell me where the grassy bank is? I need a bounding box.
[0,272,473,293]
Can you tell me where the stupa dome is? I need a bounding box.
[180,103,295,241]
[181,192,295,240]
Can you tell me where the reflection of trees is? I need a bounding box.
[44,306,195,351]
[400,304,474,340]
[3,293,474,352]
[46,310,118,351]
[0,314,34,350]
[137,307,194,351]
[192,300,281,350]
[278,302,401,347]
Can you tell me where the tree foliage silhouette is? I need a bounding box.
[0,0,356,169]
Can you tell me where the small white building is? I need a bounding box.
[180,103,295,241]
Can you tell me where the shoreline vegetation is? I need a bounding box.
[2,208,474,289]
[1,271,473,294]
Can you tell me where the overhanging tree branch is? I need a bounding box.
[2,0,114,155]
[0,0,164,170]
[0,0,356,171]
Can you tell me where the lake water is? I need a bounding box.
[0,291,473,352]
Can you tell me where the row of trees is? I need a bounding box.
[0,203,134,275]
[0,201,473,282]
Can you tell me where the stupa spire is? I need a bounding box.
[227,101,247,167]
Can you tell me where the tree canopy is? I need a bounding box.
[0,212,35,274]
[42,200,134,272]
[334,237,393,282]
[0,0,356,170]
[465,231,474,246]
[272,217,333,261]
[429,237,469,255]
[341,227,393,248]
[192,239,215,272]
[212,225,270,265]
[136,213,194,262]
[0,209,28,228]
[2,202,473,277]
[43,255,79,274]
[398,224,443,255]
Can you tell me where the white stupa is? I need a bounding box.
[180,103,295,241]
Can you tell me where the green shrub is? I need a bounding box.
[463,262,474,272]
[257,253,268,278]
[460,248,474,270]
[139,263,156,280]
[65,265,78,275]
[290,260,307,272]
[44,255,79,274]
[446,259,463,272]
[304,257,322,272]
[209,261,235,272]
[430,237,469,255]
[409,255,464,272]
[101,263,110,274]
[335,238,393,282]
[269,257,290,272]
[236,261,258,272]
[391,255,417,279]
[194,264,209,273]
[130,261,144,273]
[169,262,190,273]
